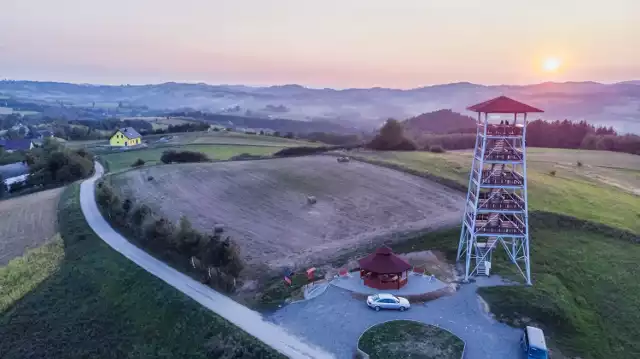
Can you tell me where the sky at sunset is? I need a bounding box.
[1,0,639,88]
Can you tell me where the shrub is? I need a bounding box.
[577,161,583,167]
[131,158,145,167]
[230,153,264,161]
[429,145,445,153]
[549,170,557,176]
[143,218,175,245]
[27,147,93,187]
[274,146,328,157]
[160,150,210,164]
[95,180,244,293]
[367,119,417,151]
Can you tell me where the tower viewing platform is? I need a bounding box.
[457,96,543,285]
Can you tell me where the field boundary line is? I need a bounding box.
[79,161,334,359]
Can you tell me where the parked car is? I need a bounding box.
[366,293,410,311]
[520,326,549,359]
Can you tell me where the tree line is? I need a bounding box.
[368,118,640,155]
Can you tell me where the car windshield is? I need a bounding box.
[529,347,547,359]
[371,295,379,301]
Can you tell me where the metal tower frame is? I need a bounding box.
[456,100,541,286]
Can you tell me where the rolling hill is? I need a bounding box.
[2,80,639,133]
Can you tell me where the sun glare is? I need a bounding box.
[543,57,561,72]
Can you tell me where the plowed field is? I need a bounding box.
[112,156,465,270]
[0,187,64,265]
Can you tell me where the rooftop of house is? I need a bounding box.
[37,130,53,137]
[114,127,142,139]
[0,162,29,178]
[0,139,34,151]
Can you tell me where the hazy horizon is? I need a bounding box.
[3,78,639,90]
[2,1,639,88]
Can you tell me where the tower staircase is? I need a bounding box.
[475,239,496,276]
[457,95,543,285]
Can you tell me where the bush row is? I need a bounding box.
[273,144,359,157]
[96,179,243,292]
[160,150,210,164]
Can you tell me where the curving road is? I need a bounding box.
[80,162,334,359]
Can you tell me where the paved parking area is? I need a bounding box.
[268,277,522,359]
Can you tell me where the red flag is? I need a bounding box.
[284,276,292,286]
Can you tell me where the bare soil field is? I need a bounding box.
[0,187,64,265]
[111,156,465,271]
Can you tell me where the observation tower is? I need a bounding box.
[456,96,543,285]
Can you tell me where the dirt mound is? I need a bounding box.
[112,156,464,271]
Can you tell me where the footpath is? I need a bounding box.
[80,162,334,359]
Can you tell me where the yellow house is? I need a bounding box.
[109,127,142,147]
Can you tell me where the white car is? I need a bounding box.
[366,293,410,311]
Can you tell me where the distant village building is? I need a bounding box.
[109,127,142,147]
[10,123,30,135]
[0,162,30,191]
[0,139,35,153]
[208,125,227,132]
[35,130,53,139]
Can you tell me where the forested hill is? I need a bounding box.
[403,109,475,134]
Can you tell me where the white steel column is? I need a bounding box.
[522,112,532,285]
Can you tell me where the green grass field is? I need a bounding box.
[358,320,464,359]
[68,131,317,149]
[349,148,640,359]
[351,149,640,233]
[0,184,283,359]
[101,144,285,171]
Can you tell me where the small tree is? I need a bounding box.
[367,119,417,151]
[131,158,145,167]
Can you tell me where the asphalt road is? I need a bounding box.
[80,162,334,359]
[269,279,523,359]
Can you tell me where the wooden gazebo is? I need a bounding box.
[358,246,412,290]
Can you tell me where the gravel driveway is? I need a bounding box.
[268,277,522,359]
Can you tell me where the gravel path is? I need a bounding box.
[81,162,334,359]
[268,277,522,359]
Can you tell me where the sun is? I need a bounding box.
[543,57,561,72]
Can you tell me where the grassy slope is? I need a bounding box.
[351,149,640,233]
[101,144,285,171]
[479,228,640,358]
[0,184,283,359]
[349,149,640,359]
[391,226,640,358]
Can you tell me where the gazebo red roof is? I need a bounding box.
[358,246,411,274]
[467,96,544,114]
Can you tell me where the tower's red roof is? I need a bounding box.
[358,246,411,274]
[467,96,544,114]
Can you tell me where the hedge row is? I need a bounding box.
[96,178,243,292]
